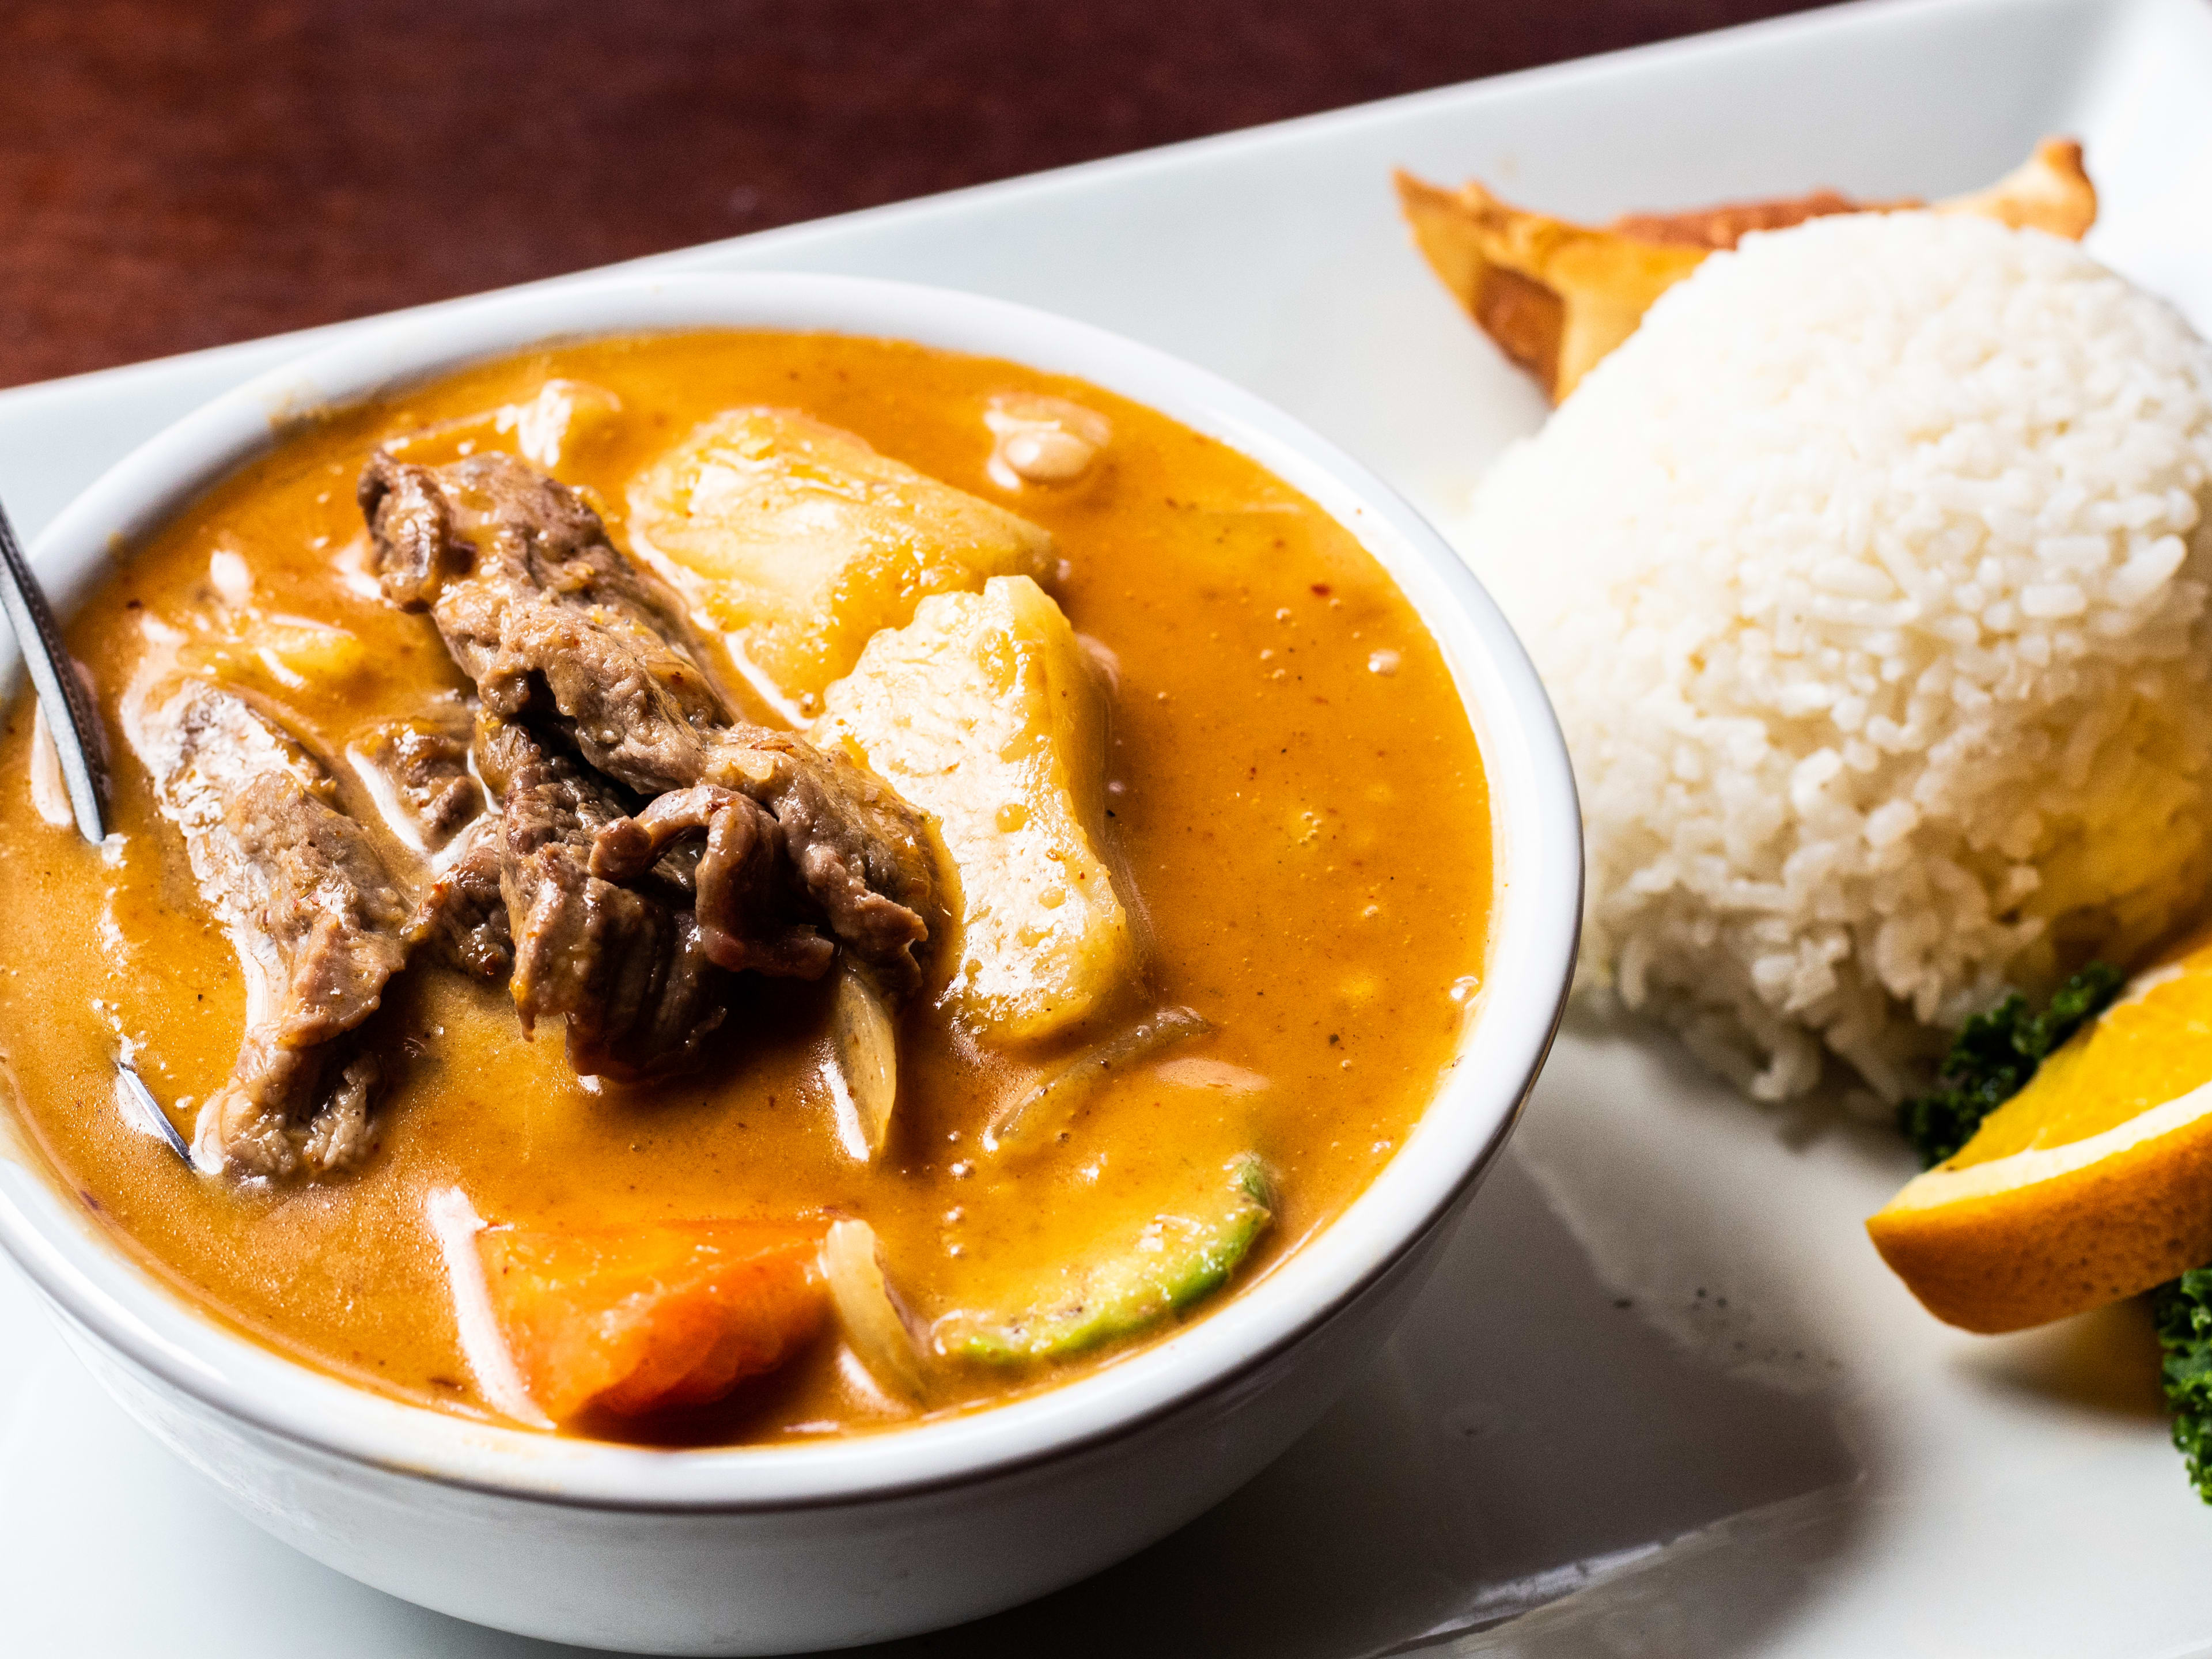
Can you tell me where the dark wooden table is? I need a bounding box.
[0,0,1820,389]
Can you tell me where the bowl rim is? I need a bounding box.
[0,270,1580,1511]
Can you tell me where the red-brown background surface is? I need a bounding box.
[1,0,1820,389]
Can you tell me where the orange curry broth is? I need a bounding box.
[0,330,1493,1443]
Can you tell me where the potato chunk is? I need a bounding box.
[628,408,1055,711]
[814,575,1136,1042]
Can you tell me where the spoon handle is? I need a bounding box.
[0,498,107,843]
[115,1061,194,1165]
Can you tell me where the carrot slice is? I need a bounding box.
[477,1221,826,1422]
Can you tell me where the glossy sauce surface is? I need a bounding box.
[0,331,1492,1441]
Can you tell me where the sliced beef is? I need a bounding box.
[477,719,727,1080]
[361,451,455,610]
[715,731,934,986]
[359,449,723,789]
[348,714,483,854]
[128,681,411,1179]
[404,816,513,980]
[346,705,513,979]
[359,450,936,990]
[591,785,836,979]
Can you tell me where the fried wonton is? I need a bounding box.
[1398,137,2096,403]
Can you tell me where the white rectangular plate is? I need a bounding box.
[6,1,2212,1653]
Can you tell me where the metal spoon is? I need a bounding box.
[0,495,106,843]
[116,1060,194,1164]
[0,496,193,1163]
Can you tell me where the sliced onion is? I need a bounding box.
[986,1005,1212,1157]
[28,703,73,829]
[827,963,899,1161]
[821,1219,930,1404]
[423,1186,550,1427]
[1150,1056,1271,1096]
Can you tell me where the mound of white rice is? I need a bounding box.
[1463,211,2212,1105]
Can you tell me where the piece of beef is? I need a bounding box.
[348,714,483,854]
[359,450,936,988]
[590,785,836,979]
[345,705,513,979]
[404,815,513,980]
[359,449,724,788]
[128,681,411,1179]
[476,719,727,1079]
[709,730,933,986]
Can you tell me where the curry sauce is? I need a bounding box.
[0,331,1491,1442]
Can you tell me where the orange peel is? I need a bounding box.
[1868,929,2212,1335]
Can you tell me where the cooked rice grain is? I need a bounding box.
[1460,213,2212,1105]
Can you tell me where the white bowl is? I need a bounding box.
[0,273,1580,1654]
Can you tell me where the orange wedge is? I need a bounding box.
[1869,930,2212,1334]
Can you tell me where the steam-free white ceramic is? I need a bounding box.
[0,274,1581,1653]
